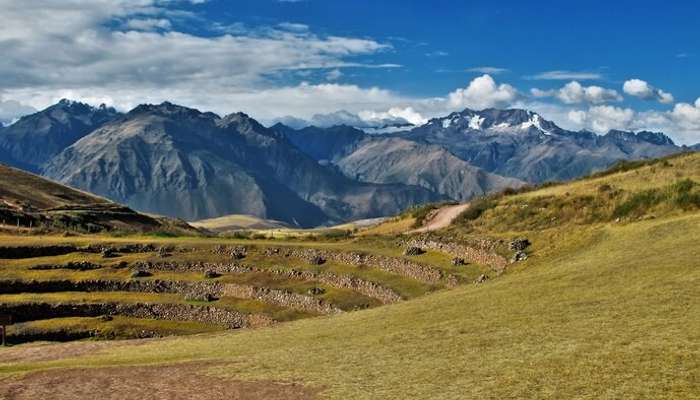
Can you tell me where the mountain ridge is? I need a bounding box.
[42,102,439,226]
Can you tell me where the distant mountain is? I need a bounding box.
[333,137,524,201]
[403,108,682,183]
[271,124,366,162]
[691,143,700,150]
[273,124,523,200]
[3,100,688,227]
[0,99,120,172]
[43,102,438,226]
[276,108,685,198]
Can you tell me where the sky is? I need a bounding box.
[0,0,699,143]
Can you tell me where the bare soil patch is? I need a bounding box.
[0,362,319,400]
[408,203,470,234]
[0,339,148,363]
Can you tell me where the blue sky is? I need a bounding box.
[0,0,698,143]
[199,0,698,103]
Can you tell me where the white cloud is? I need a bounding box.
[0,96,36,125]
[325,69,343,81]
[526,70,604,81]
[623,79,674,104]
[670,98,700,131]
[425,51,449,57]
[124,18,172,31]
[569,105,635,133]
[358,107,428,126]
[559,100,700,145]
[0,0,393,105]
[532,81,622,104]
[447,75,519,110]
[466,66,509,75]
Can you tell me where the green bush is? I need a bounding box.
[456,197,496,223]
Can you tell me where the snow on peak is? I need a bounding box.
[518,114,552,135]
[468,115,484,130]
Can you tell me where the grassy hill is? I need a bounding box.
[0,163,195,234]
[0,152,698,399]
[190,214,290,232]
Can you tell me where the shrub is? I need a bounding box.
[613,189,663,218]
[457,197,496,222]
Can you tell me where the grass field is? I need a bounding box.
[0,152,698,399]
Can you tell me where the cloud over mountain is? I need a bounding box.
[623,79,674,104]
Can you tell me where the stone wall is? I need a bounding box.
[277,248,454,286]
[404,239,508,272]
[0,302,271,329]
[221,284,341,315]
[134,260,406,304]
[268,268,403,304]
[0,245,80,259]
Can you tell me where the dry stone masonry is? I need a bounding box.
[405,239,509,272]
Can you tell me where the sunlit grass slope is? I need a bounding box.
[1,153,698,399]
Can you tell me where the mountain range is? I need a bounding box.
[0,100,695,227]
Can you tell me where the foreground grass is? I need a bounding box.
[1,212,698,399]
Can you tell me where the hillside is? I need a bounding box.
[0,152,698,399]
[190,214,290,232]
[0,163,189,234]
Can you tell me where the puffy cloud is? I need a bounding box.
[560,101,700,145]
[670,98,700,131]
[447,75,519,110]
[623,79,674,104]
[569,105,636,133]
[531,81,622,104]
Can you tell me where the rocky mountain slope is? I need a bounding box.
[0,100,119,172]
[43,103,438,226]
[333,137,524,201]
[272,124,524,200]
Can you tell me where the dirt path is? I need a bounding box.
[408,203,470,234]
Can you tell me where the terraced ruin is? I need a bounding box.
[0,237,506,344]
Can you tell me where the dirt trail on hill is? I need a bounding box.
[408,203,470,234]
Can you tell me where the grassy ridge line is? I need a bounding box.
[1,213,698,399]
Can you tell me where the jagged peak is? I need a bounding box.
[428,107,560,135]
[605,129,675,146]
[128,102,219,120]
